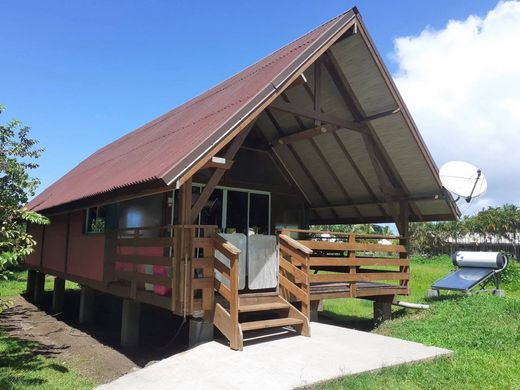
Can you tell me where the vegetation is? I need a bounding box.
[409,204,520,256]
[313,255,520,390]
[0,332,94,390]
[0,105,48,282]
[311,224,394,236]
[0,270,87,390]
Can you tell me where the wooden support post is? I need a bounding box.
[121,299,141,347]
[398,201,410,291]
[79,286,96,324]
[373,299,392,326]
[52,277,66,313]
[26,269,36,301]
[33,271,46,305]
[178,178,193,316]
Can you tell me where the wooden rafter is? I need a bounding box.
[321,48,424,222]
[190,124,253,222]
[279,92,364,220]
[272,123,337,146]
[300,78,389,218]
[269,100,365,133]
[201,158,234,170]
[310,194,443,211]
[264,108,339,220]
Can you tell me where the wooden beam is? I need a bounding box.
[272,123,337,146]
[321,49,424,222]
[310,194,444,211]
[362,108,400,122]
[269,100,365,133]
[190,124,253,222]
[314,60,322,125]
[201,158,234,170]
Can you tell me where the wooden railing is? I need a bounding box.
[279,229,410,298]
[104,225,177,310]
[278,234,312,319]
[213,234,242,350]
[104,224,217,315]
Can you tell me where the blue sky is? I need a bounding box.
[1,0,500,196]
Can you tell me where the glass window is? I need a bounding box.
[85,206,106,233]
[226,190,248,234]
[249,193,269,235]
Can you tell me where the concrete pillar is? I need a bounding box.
[189,318,214,348]
[79,286,96,324]
[121,299,141,347]
[427,289,439,298]
[26,269,36,301]
[373,300,392,327]
[310,300,320,322]
[33,272,46,305]
[52,277,66,313]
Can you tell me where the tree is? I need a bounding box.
[0,105,48,279]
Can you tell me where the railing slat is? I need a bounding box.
[310,272,409,283]
[279,256,308,285]
[111,254,172,266]
[299,240,407,253]
[113,270,171,286]
[279,273,308,302]
[308,257,409,267]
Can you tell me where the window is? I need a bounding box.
[85,206,106,233]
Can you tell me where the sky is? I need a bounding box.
[1,0,515,215]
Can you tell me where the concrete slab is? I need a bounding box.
[97,323,452,390]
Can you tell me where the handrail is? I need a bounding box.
[110,224,219,233]
[213,235,241,350]
[279,228,403,240]
[279,234,313,255]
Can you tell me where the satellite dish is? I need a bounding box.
[440,161,487,203]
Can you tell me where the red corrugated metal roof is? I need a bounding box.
[28,9,357,212]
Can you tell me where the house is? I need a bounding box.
[25,7,459,350]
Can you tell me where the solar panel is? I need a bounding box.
[432,267,494,292]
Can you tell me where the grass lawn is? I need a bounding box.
[0,271,93,390]
[313,256,520,389]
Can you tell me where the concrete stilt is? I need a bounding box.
[373,300,392,327]
[26,269,36,301]
[121,299,141,347]
[79,286,96,324]
[52,277,66,313]
[33,272,46,305]
[189,318,214,348]
[310,300,320,322]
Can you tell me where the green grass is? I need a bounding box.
[0,270,79,298]
[0,271,91,390]
[313,256,520,390]
[0,332,94,390]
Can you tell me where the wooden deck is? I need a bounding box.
[30,225,409,350]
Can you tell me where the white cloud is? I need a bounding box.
[392,1,520,214]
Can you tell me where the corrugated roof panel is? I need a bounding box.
[28,10,357,212]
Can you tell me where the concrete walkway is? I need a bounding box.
[97,323,451,390]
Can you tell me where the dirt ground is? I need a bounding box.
[0,291,191,385]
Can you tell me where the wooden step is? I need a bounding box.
[239,302,290,313]
[240,317,304,332]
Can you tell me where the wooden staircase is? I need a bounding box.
[214,293,309,351]
[238,294,309,335]
[212,234,311,351]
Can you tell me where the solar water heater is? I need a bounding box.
[431,251,508,294]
